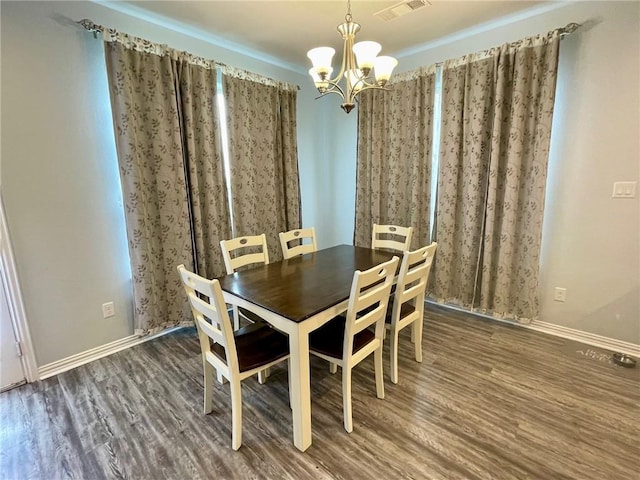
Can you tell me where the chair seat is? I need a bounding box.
[212,322,289,373]
[225,307,265,325]
[239,307,265,324]
[309,316,375,360]
[385,302,416,323]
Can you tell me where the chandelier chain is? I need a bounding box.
[345,0,352,22]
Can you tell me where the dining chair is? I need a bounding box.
[309,255,399,433]
[386,242,437,384]
[279,227,318,259]
[220,234,270,329]
[220,233,273,384]
[220,233,270,274]
[177,264,290,451]
[371,223,413,253]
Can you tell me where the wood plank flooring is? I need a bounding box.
[1,304,638,479]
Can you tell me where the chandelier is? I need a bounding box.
[306,0,398,113]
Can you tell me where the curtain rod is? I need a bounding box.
[77,19,228,69]
[79,18,579,85]
[77,19,300,91]
[431,22,582,67]
[560,22,581,36]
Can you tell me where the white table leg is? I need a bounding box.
[289,327,312,451]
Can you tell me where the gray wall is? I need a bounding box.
[328,1,640,343]
[0,1,322,365]
[1,1,638,368]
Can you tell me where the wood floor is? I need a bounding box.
[1,305,638,480]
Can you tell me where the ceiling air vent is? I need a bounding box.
[374,0,429,22]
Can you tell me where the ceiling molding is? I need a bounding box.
[395,1,569,60]
[91,0,307,75]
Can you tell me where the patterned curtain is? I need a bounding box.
[431,54,496,307]
[222,74,301,262]
[354,67,436,250]
[432,31,561,322]
[478,32,561,320]
[176,60,232,280]
[104,34,231,334]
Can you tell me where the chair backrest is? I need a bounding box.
[343,256,399,356]
[279,227,318,259]
[177,265,239,371]
[220,234,270,274]
[371,224,413,253]
[391,243,437,318]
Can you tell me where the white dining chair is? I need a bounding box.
[177,265,290,451]
[371,223,413,253]
[386,242,437,384]
[220,234,270,329]
[279,227,318,259]
[220,233,273,383]
[220,234,270,275]
[309,256,399,433]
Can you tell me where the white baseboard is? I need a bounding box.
[38,304,639,381]
[526,320,640,358]
[428,300,639,358]
[38,326,186,380]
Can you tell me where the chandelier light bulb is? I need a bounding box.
[307,47,335,76]
[373,56,398,85]
[309,67,333,92]
[353,41,381,73]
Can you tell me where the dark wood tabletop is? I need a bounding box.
[218,245,397,323]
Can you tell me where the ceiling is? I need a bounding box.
[121,1,552,71]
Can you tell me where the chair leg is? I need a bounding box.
[414,319,423,363]
[374,347,385,399]
[258,367,271,384]
[329,362,338,374]
[342,367,353,433]
[232,305,240,331]
[217,370,226,384]
[230,378,243,451]
[203,362,214,414]
[390,327,400,384]
[287,358,293,409]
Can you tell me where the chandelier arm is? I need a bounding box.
[314,89,347,101]
[320,80,346,99]
[350,84,392,103]
[327,32,349,85]
[356,84,392,94]
[345,33,357,104]
[354,76,377,88]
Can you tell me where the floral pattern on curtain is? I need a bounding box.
[431,54,496,307]
[222,75,301,262]
[176,60,232,280]
[355,67,436,250]
[104,34,230,334]
[432,31,561,322]
[478,32,561,320]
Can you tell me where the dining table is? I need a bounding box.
[217,244,397,452]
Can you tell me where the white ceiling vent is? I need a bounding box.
[374,0,429,22]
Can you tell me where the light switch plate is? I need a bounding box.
[612,181,637,198]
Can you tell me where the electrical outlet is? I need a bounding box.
[102,302,115,318]
[553,287,567,302]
